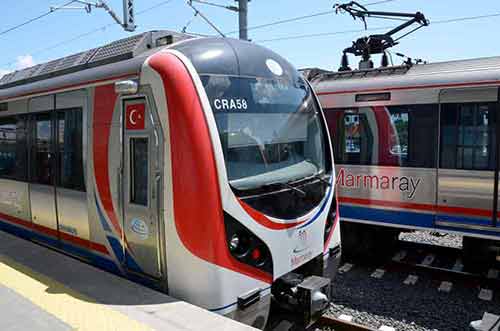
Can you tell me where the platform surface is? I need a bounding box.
[0,231,256,331]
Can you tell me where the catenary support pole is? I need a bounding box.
[237,0,249,40]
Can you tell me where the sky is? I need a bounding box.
[1,0,500,76]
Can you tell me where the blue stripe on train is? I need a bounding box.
[0,218,158,289]
[0,217,121,274]
[340,205,435,228]
[340,205,500,238]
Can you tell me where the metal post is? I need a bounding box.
[237,0,248,40]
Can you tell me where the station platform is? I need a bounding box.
[0,231,256,331]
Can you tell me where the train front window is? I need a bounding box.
[201,75,326,191]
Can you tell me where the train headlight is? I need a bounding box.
[229,232,251,258]
[229,234,240,252]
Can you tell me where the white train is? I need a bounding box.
[305,56,500,265]
[0,31,340,328]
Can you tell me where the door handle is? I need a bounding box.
[154,173,161,212]
[117,168,123,209]
[152,174,161,200]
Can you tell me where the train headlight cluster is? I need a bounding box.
[224,212,273,274]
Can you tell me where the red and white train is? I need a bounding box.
[0,31,340,328]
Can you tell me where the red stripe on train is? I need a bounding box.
[148,52,272,284]
[0,211,109,255]
[238,199,304,230]
[339,196,493,218]
[93,84,123,238]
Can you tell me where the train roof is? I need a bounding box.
[0,30,195,101]
[0,30,194,90]
[0,30,300,104]
[307,56,500,94]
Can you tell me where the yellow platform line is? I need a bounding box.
[0,254,152,331]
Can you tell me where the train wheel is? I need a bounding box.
[462,236,496,272]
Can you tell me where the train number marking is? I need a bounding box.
[213,98,248,111]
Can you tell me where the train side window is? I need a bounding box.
[389,105,438,168]
[440,102,496,170]
[130,137,148,206]
[327,104,438,167]
[57,109,85,191]
[0,116,27,180]
[32,113,53,185]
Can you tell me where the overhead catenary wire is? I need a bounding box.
[3,1,500,69]
[0,0,78,37]
[256,12,500,43]
[224,0,398,35]
[185,0,226,37]
[2,0,392,67]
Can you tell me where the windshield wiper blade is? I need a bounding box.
[258,181,307,197]
[281,182,306,197]
[308,172,332,187]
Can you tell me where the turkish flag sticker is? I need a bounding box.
[126,103,146,130]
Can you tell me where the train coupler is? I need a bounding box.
[272,273,331,328]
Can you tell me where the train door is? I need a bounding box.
[54,91,89,245]
[122,97,162,278]
[29,96,58,236]
[436,87,498,229]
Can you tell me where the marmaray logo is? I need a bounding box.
[336,168,422,200]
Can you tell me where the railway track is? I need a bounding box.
[275,235,500,331]
[323,234,500,331]
[387,240,500,292]
[313,315,377,331]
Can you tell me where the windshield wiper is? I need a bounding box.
[255,181,307,197]
[281,182,306,197]
[306,172,332,187]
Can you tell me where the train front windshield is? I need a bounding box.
[202,75,326,191]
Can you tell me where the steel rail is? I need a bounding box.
[314,316,377,331]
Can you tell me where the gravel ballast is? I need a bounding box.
[326,230,499,331]
[399,231,462,249]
